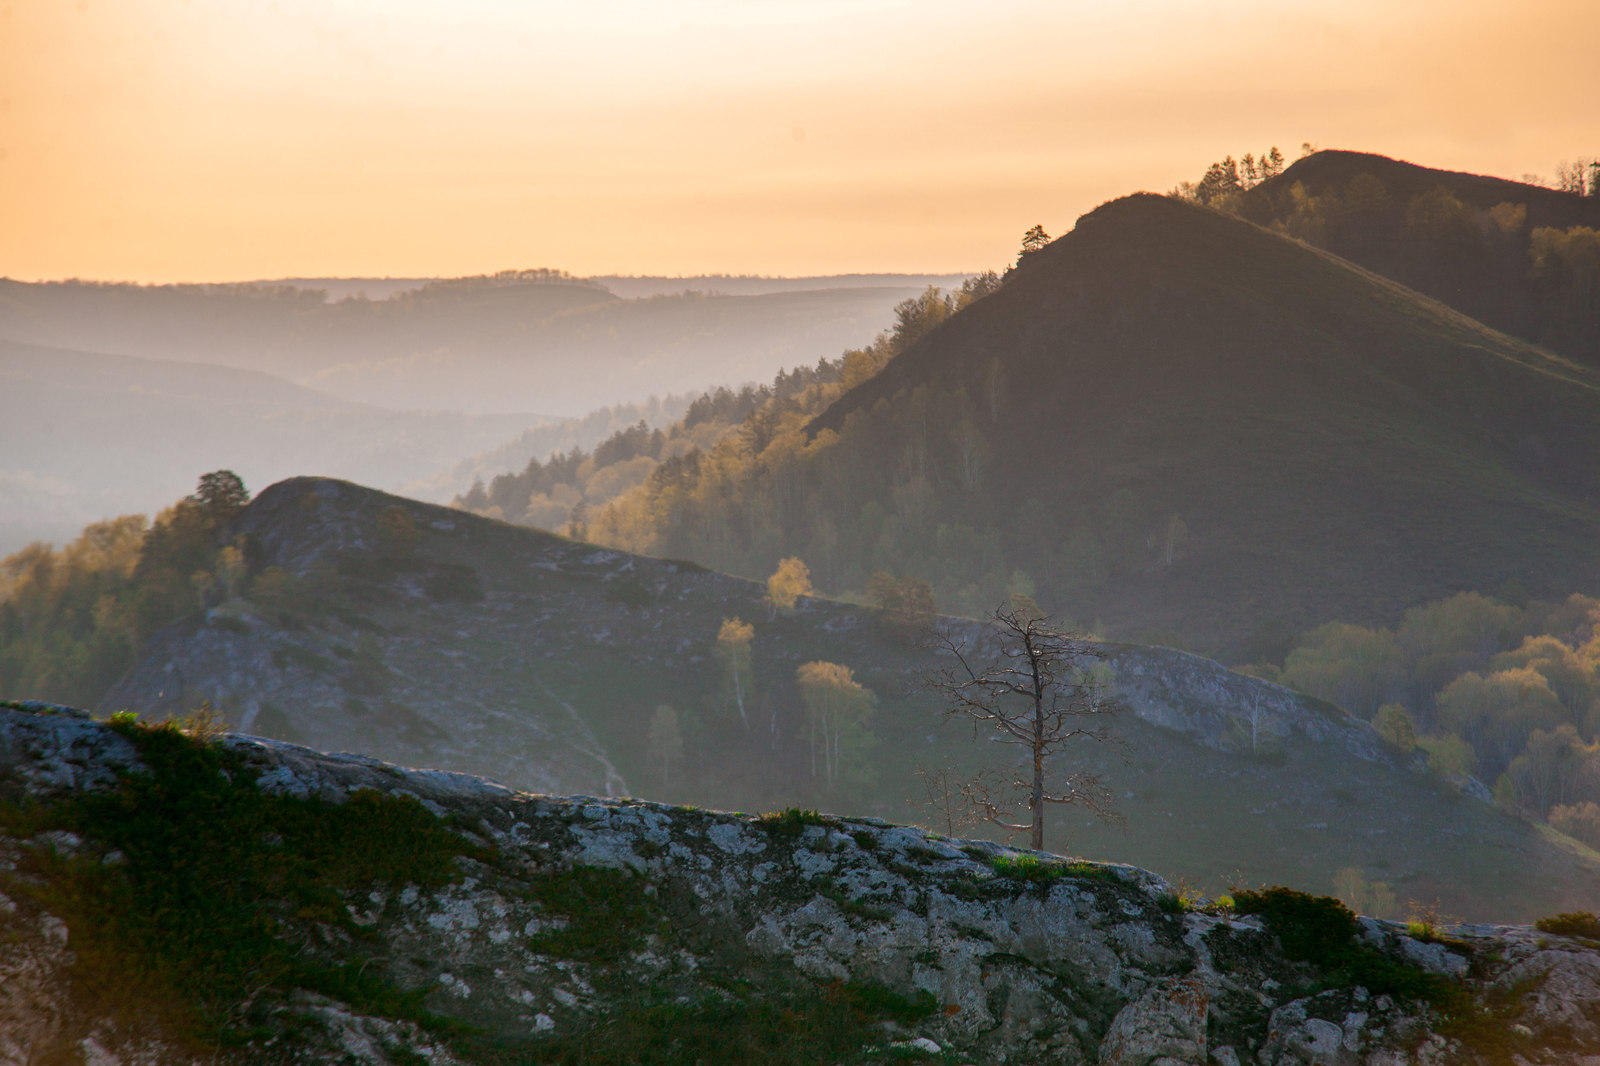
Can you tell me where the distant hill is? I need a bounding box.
[0,273,951,416]
[590,272,972,298]
[783,193,1600,657]
[1237,150,1600,367]
[0,338,544,553]
[93,476,1600,921]
[255,271,972,301]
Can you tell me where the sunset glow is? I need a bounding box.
[2,0,1596,281]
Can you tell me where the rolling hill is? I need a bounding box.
[1236,150,1600,368]
[795,192,1600,659]
[0,273,958,416]
[94,476,1600,921]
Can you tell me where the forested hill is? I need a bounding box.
[716,191,1600,659]
[1233,150,1600,368]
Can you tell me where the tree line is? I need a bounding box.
[1242,589,1600,849]
[1173,149,1600,364]
[0,472,253,707]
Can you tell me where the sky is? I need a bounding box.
[1,0,1596,282]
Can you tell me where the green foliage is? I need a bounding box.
[990,854,1071,883]
[501,978,936,1066]
[1534,911,1600,939]
[1232,886,1453,1006]
[0,717,478,1042]
[1281,623,1403,719]
[755,808,838,836]
[1371,703,1417,752]
[1437,670,1564,777]
[795,660,878,790]
[1156,892,1188,914]
[526,866,664,960]
[0,472,256,709]
[1417,733,1478,779]
[1232,886,1359,962]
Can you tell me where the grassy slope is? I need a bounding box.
[95,477,1600,922]
[809,193,1600,657]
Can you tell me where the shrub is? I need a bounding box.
[755,808,837,837]
[991,854,1067,882]
[1233,886,1452,1006]
[1549,803,1600,850]
[1535,912,1600,939]
[1232,886,1358,962]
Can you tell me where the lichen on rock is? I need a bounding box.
[0,703,1597,1065]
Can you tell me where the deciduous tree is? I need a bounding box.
[715,617,755,727]
[765,557,813,617]
[867,572,936,641]
[796,660,877,789]
[929,608,1121,851]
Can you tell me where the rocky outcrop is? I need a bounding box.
[4,704,1600,1065]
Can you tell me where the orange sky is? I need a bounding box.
[1,0,1596,282]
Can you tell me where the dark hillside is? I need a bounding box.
[84,477,1600,921]
[1237,150,1600,366]
[808,193,1600,656]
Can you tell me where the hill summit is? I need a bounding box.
[1238,150,1600,369]
[808,192,1600,655]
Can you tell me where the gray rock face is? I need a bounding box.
[2,704,1598,1065]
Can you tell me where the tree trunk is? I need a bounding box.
[1031,713,1046,851]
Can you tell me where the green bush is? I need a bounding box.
[756,808,838,836]
[1535,911,1600,939]
[1233,886,1453,1007]
[1233,886,1359,962]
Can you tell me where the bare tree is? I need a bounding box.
[913,761,983,837]
[929,607,1122,851]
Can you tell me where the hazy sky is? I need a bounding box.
[2,0,1595,281]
